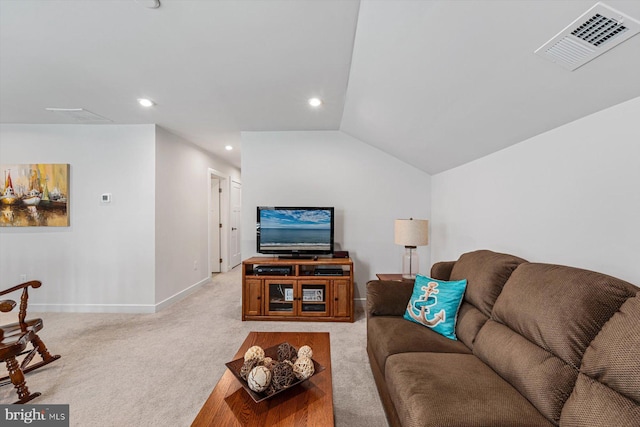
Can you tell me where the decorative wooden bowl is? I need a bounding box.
[225,343,325,403]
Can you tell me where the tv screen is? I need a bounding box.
[257,207,334,257]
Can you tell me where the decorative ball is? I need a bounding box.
[247,365,272,392]
[277,342,297,362]
[293,356,315,380]
[240,359,258,380]
[271,361,295,390]
[265,384,277,396]
[261,356,275,369]
[244,345,265,362]
[298,345,313,359]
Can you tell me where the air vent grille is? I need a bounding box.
[45,108,112,123]
[535,2,640,71]
[571,13,628,46]
[545,37,595,65]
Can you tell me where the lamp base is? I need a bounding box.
[401,246,419,279]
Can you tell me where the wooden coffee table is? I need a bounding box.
[191,331,333,427]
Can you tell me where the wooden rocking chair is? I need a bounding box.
[0,280,61,403]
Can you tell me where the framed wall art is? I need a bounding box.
[1,163,70,227]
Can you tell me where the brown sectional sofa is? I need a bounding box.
[367,250,640,427]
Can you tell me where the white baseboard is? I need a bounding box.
[29,303,157,314]
[30,277,211,314]
[155,276,211,312]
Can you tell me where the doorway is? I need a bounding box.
[229,179,242,268]
[208,169,241,274]
[210,175,221,273]
[208,169,228,275]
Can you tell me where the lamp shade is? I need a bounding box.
[394,219,429,247]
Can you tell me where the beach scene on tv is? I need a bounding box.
[259,209,332,252]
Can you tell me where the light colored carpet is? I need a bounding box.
[1,268,388,427]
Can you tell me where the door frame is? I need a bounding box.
[210,176,221,273]
[208,168,229,274]
[229,179,242,269]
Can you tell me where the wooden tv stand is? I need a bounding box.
[242,257,354,322]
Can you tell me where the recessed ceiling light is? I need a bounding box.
[308,98,322,107]
[137,98,155,107]
[225,145,233,151]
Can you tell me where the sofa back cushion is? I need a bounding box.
[446,250,527,349]
[560,293,640,425]
[450,250,527,317]
[474,263,638,424]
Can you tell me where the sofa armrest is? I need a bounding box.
[431,261,456,281]
[366,280,414,317]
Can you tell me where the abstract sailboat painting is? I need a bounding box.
[1,164,70,227]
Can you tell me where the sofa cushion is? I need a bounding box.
[474,320,578,424]
[385,352,553,427]
[448,250,527,350]
[560,293,640,426]
[430,260,456,281]
[576,293,640,402]
[449,249,527,318]
[474,263,638,424]
[454,303,488,349]
[366,280,414,317]
[491,263,637,369]
[367,316,470,375]
[560,373,640,426]
[403,274,467,340]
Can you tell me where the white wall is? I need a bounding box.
[241,131,432,300]
[431,97,640,286]
[0,124,241,313]
[155,126,241,307]
[0,124,157,311]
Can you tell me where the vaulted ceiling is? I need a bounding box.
[2,0,639,174]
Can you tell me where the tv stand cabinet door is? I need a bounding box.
[298,279,330,317]
[333,279,351,318]
[244,278,263,316]
[265,279,297,316]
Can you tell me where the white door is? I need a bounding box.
[210,177,221,273]
[230,180,242,268]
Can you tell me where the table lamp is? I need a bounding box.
[394,218,429,279]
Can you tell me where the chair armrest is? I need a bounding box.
[0,281,42,331]
[431,261,456,281]
[366,280,414,317]
[0,280,42,297]
[0,299,17,313]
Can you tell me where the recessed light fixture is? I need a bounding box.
[225,145,233,151]
[308,98,322,107]
[137,98,155,107]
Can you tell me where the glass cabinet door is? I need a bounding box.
[265,280,296,316]
[299,280,329,316]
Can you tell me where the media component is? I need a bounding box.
[257,207,334,258]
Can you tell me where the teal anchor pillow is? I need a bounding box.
[403,274,467,340]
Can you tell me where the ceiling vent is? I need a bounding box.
[45,108,112,123]
[535,2,640,71]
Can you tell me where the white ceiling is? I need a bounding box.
[2,0,640,174]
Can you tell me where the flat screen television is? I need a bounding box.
[257,206,334,258]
